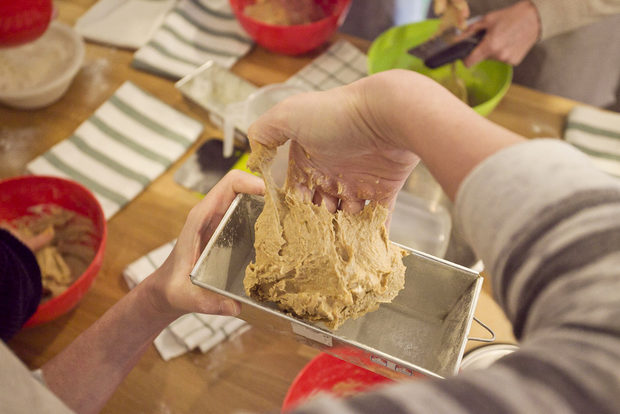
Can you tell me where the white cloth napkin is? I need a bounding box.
[285,40,368,91]
[123,241,248,361]
[27,81,203,219]
[132,0,253,79]
[564,105,620,177]
[75,0,177,49]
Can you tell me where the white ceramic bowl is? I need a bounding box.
[0,21,84,109]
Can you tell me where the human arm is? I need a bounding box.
[461,0,620,67]
[461,0,540,67]
[248,69,522,209]
[530,0,620,40]
[0,221,57,341]
[289,140,620,414]
[0,229,42,342]
[39,171,264,414]
[248,70,620,413]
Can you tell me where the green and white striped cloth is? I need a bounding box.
[132,0,253,79]
[27,81,204,219]
[564,105,620,177]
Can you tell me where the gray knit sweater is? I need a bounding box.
[293,139,620,414]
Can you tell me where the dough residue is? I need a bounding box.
[6,204,97,302]
[244,144,406,330]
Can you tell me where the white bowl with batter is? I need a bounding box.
[0,21,85,109]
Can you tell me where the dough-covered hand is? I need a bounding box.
[462,0,540,67]
[247,82,419,214]
[434,0,470,30]
[143,171,264,317]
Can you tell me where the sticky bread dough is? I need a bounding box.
[244,144,406,330]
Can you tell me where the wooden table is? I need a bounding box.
[2,2,579,413]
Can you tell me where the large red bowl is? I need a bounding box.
[0,176,107,326]
[229,0,352,55]
[282,353,394,411]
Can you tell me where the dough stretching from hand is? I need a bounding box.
[244,144,406,330]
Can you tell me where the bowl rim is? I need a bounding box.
[0,20,85,99]
[282,352,393,410]
[230,0,351,29]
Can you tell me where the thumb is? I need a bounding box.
[463,39,489,67]
[27,226,55,251]
[192,289,242,316]
[247,93,306,150]
[247,120,290,151]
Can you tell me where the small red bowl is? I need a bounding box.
[229,0,352,55]
[282,353,393,411]
[0,176,107,327]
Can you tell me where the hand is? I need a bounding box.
[143,170,264,317]
[434,0,470,30]
[0,222,54,251]
[247,79,420,214]
[462,0,541,67]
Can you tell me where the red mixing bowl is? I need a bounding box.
[282,353,394,411]
[229,0,352,55]
[0,175,107,326]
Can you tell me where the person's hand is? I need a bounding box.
[0,222,54,251]
[249,69,519,203]
[461,0,541,67]
[142,170,264,317]
[247,78,420,214]
[434,0,470,30]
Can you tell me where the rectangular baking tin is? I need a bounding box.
[190,194,483,380]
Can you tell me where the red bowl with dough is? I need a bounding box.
[0,175,107,326]
[229,0,352,55]
[282,353,394,411]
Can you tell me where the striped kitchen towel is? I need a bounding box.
[564,105,620,177]
[123,241,249,361]
[132,0,253,80]
[285,40,367,91]
[27,82,204,219]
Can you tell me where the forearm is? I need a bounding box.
[357,69,523,200]
[41,276,178,414]
[35,171,258,413]
[530,0,620,40]
[293,140,620,414]
[455,139,620,334]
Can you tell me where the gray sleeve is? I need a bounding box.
[293,139,620,414]
[0,342,74,413]
[530,0,620,40]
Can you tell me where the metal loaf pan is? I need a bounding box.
[190,194,485,379]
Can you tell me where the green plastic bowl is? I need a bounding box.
[368,19,512,117]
